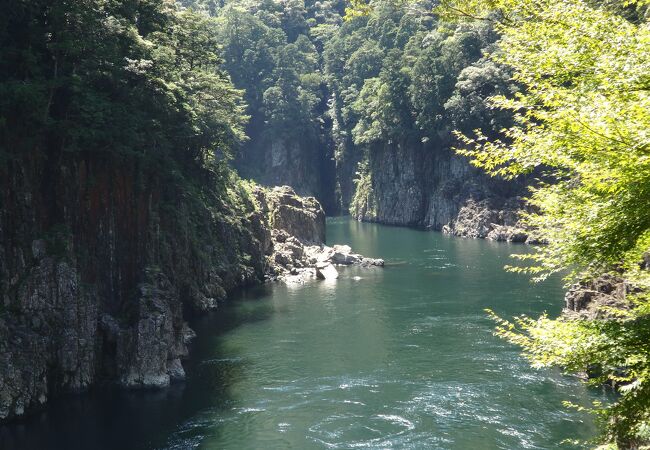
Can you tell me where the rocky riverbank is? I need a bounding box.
[441,198,545,245]
[255,186,383,283]
[0,178,380,423]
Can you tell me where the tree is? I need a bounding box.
[351,48,413,144]
[0,0,246,181]
[215,5,283,114]
[343,0,650,445]
[444,57,516,136]
[407,23,493,137]
[213,2,325,145]
[439,0,650,446]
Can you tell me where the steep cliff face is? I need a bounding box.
[0,153,269,421]
[0,153,369,422]
[234,131,338,215]
[350,138,529,237]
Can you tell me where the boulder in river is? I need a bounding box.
[315,263,339,280]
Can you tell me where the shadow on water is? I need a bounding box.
[0,284,274,450]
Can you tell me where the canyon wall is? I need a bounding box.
[0,153,274,422]
[349,138,533,241]
[235,133,338,214]
[0,136,375,423]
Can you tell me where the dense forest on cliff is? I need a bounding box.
[179,0,519,218]
[1,0,649,448]
[1,0,274,422]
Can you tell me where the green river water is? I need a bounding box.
[0,217,608,449]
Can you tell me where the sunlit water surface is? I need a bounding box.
[0,218,608,449]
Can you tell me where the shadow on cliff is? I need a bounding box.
[0,284,275,450]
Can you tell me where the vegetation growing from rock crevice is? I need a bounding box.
[0,0,256,277]
[350,159,376,220]
[0,1,270,419]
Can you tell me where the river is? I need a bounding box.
[0,217,607,449]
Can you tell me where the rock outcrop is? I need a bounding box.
[261,185,326,244]
[441,198,540,244]
[350,138,533,241]
[563,274,635,319]
[254,186,383,284]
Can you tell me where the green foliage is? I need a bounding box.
[447,0,650,283]
[438,0,650,446]
[350,158,376,217]
[0,0,246,175]
[326,1,505,140]
[325,0,513,209]
[488,304,650,448]
[444,58,516,136]
[210,1,327,144]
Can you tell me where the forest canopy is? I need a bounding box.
[0,0,246,179]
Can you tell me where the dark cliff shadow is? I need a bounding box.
[0,284,275,450]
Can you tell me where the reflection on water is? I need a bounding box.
[0,217,607,449]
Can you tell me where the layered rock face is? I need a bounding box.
[350,139,532,240]
[235,134,338,214]
[0,155,269,422]
[262,185,326,244]
[238,139,320,197]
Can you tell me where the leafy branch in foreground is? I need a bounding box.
[450,0,650,283]
[444,0,650,447]
[343,0,650,445]
[486,305,650,448]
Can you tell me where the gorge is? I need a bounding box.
[1,0,522,426]
[1,0,649,448]
[0,218,609,449]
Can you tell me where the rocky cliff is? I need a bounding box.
[563,274,641,320]
[0,158,376,422]
[0,154,273,421]
[234,134,338,215]
[350,138,533,242]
